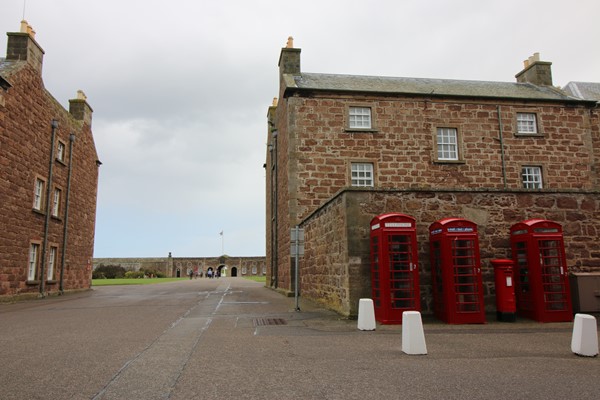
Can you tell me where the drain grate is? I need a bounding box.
[253,318,287,327]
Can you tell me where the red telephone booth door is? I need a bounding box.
[370,213,420,324]
[429,218,485,324]
[510,219,572,322]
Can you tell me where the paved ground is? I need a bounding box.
[0,277,598,400]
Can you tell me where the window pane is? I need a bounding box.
[522,166,543,189]
[52,189,60,216]
[34,179,44,210]
[48,247,57,280]
[349,107,372,129]
[437,128,458,160]
[28,244,39,281]
[351,163,374,187]
[517,113,537,134]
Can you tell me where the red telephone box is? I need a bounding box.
[370,213,420,324]
[510,219,572,322]
[429,218,486,324]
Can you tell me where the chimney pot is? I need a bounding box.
[286,36,294,48]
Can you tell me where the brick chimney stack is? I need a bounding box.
[515,52,553,86]
[278,36,301,77]
[69,90,93,126]
[6,21,44,74]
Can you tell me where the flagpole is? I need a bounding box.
[220,231,224,255]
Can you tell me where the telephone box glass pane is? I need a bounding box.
[538,239,567,311]
[452,239,480,312]
[388,235,415,310]
[431,241,443,313]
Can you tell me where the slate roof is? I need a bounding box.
[563,81,600,102]
[0,58,21,89]
[283,72,589,103]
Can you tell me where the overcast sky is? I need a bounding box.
[2,0,599,258]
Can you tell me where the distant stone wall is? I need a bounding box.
[93,256,267,278]
[300,188,600,317]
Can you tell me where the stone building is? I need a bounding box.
[0,22,100,299]
[93,254,266,279]
[265,39,599,317]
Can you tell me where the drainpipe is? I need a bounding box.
[40,119,58,297]
[59,133,75,293]
[497,106,508,189]
[271,129,279,288]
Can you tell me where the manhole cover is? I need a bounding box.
[253,318,287,327]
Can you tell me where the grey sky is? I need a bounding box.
[1,0,599,257]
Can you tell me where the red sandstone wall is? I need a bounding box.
[0,62,99,297]
[301,189,600,317]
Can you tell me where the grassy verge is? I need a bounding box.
[243,276,266,283]
[92,278,185,286]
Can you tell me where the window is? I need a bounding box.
[349,107,372,129]
[57,141,66,162]
[522,166,543,189]
[252,265,257,275]
[52,188,61,217]
[28,243,40,281]
[33,178,45,211]
[48,247,57,281]
[436,128,459,161]
[517,113,538,134]
[351,163,374,187]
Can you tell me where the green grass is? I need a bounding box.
[243,276,266,283]
[92,278,185,286]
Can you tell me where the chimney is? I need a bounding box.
[515,52,553,86]
[278,36,301,77]
[6,21,44,74]
[69,90,93,126]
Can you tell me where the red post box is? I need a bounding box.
[429,218,486,324]
[491,259,516,322]
[370,213,420,324]
[510,219,572,322]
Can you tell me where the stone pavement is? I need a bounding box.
[0,277,598,400]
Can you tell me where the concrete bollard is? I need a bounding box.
[571,313,599,357]
[402,311,427,355]
[357,298,376,331]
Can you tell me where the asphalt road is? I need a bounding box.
[0,278,598,400]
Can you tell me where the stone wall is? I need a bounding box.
[93,256,267,278]
[300,189,600,317]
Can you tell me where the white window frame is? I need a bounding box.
[28,243,40,281]
[33,178,45,210]
[57,141,66,162]
[52,188,61,217]
[252,265,257,275]
[351,162,374,187]
[522,166,543,189]
[436,127,459,161]
[48,246,57,281]
[349,107,372,129]
[516,113,538,134]
[241,266,247,275]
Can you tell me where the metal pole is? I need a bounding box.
[59,133,75,293]
[294,225,300,311]
[40,119,58,297]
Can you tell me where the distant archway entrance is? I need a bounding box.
[217,264,227,277]
[231,267,238,277]
[176,268,181,278]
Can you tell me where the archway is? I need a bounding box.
[231,267,238,277]
[176,268,181,278]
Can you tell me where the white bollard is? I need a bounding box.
[402,311,427,355]
[571,313,599,357]
[357,298,376,331]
